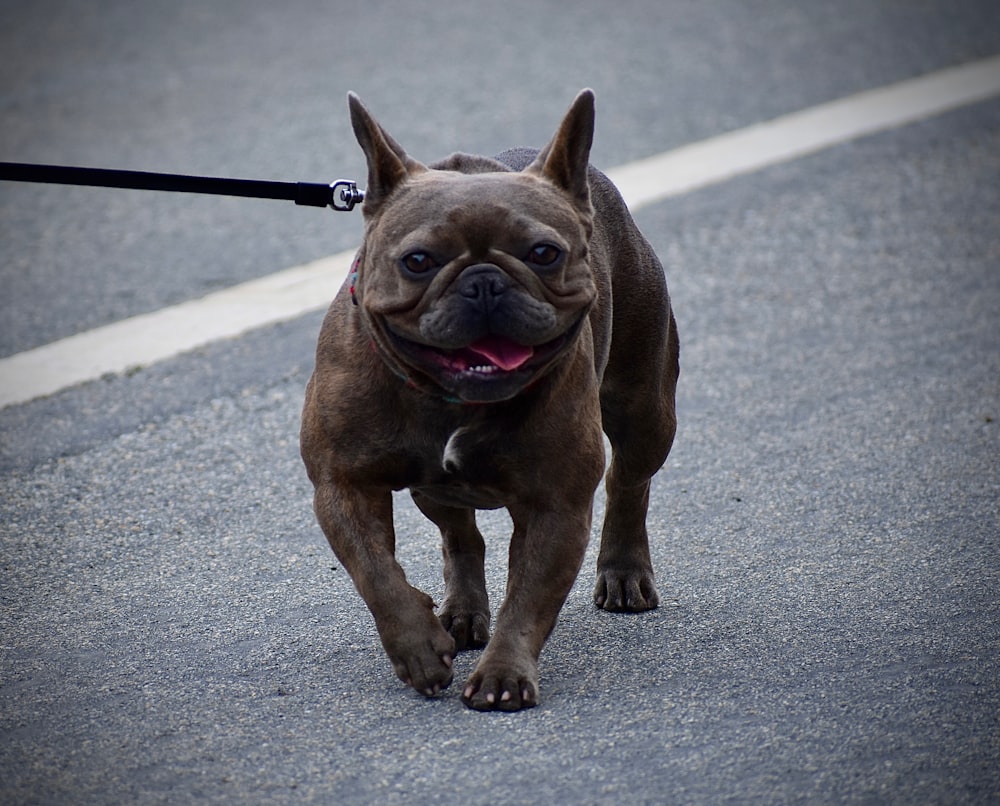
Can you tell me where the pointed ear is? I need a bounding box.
[526,89,595,211]
[347,92,426,213]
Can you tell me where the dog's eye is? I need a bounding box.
[526,243,562,268]
[400,252,438,275]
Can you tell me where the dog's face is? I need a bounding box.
[348,91,598,403]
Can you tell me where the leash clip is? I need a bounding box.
[330,180,364,212]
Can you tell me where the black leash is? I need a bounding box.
[0,161,364,211]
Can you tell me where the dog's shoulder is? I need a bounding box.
[494,148,626,214]
[431,148,628,223]
[492,148,540,172]
[430,152,516,175]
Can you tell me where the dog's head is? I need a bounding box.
[348,90,598,404]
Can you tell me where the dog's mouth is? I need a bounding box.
[429,335,538,374]
[387,324,580,402]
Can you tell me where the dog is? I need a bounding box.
[300,89,678,711]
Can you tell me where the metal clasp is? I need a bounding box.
[330,180,364,212]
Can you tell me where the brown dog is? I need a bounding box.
[300,90,678,711]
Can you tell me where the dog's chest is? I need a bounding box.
[409,426,508,510]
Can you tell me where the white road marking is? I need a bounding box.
[0,252,355,408]
[2,55,999,409]
[607,54,1000,207]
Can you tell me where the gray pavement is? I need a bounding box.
[2,1,999,803]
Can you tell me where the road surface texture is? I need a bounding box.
[2,1,998,803]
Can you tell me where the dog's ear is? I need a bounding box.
[526,89,595,212]
[348,92,426,214]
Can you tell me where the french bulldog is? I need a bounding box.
[300,89,679,711]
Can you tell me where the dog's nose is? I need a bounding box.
[457,265,510,309]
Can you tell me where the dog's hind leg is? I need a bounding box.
[411,491,491,650]
[595,300,679,612]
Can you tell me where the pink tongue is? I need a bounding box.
[467,336,535,371]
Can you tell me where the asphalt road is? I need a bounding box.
[2,1,999,803]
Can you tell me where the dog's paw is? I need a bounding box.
[439,605,490,651]
[381,607,457,697]
[388,639,455,698]
[593,567,660,612]
[461,661,539,712]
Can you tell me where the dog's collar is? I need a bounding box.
[362,339,468,406]
[393,364,467,405]
[349,255,360,305]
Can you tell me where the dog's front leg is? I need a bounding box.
[461,505,591,711]
[313,480,456,696]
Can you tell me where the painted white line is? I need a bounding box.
[607,54,1000,207]
[0,251,355,408]
[2,55,999,409]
